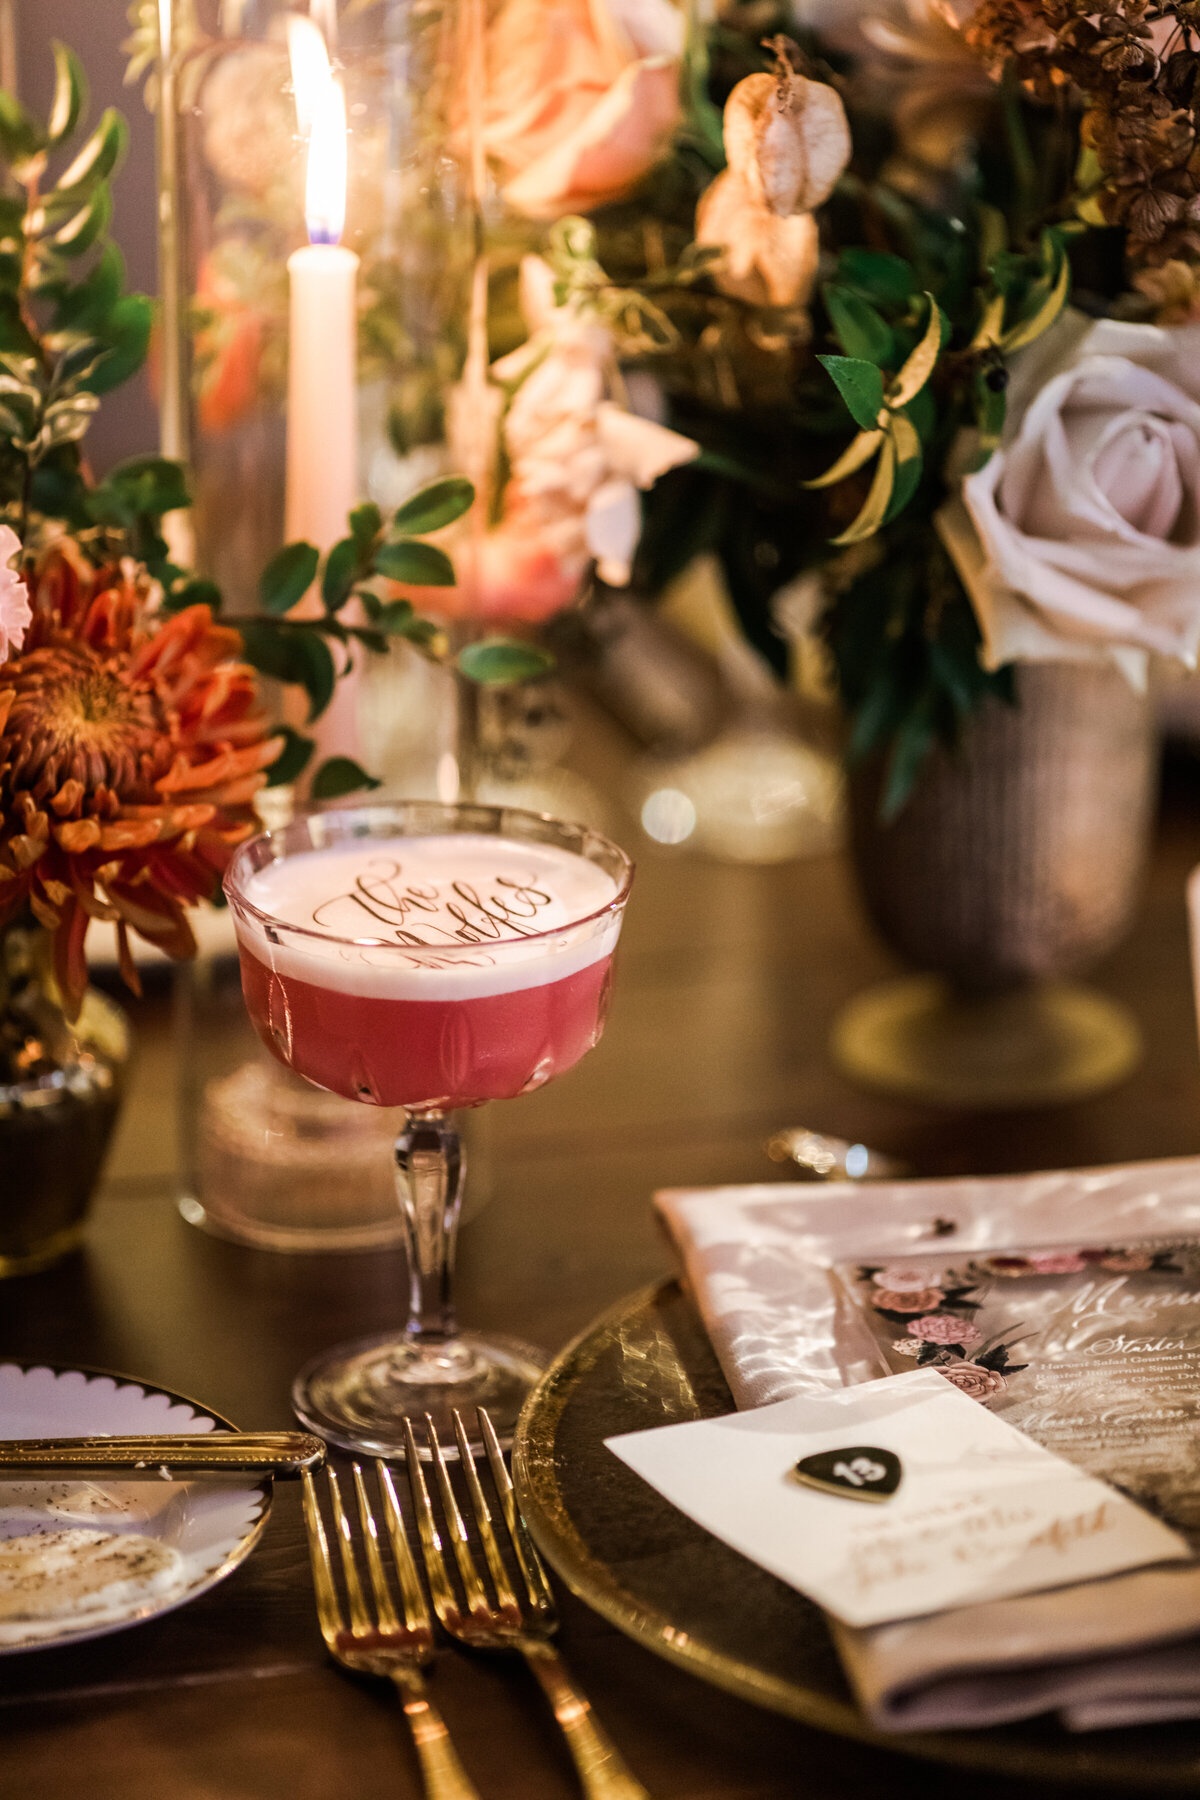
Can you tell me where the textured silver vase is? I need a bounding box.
[835,663,1158,1106]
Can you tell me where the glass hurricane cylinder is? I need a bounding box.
[158,0,477,612]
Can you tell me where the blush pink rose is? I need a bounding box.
[938,1362,1007,1402]
[1026,1253,1087,1275]
[906,1314,981,1345]
[484,0,683,218]
[872,1287,945,1314]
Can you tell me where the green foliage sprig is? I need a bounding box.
[0,46,553,803]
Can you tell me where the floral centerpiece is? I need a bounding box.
[0,49,507,1263]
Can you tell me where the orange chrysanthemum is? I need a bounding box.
[0,541,280,1016]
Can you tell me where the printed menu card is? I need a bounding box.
[835,1238,1200,1537]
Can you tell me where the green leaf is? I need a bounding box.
[374,538,456,587]
[389,476,475,536]
[50,241,124,333]
[888,295,948,408]
[817,356,885,432]
[266,725,315,787]
[54,108,126,196]
[456,637,554,686]
[50,182,112,257]
[238,619,336,721]
[47,42,87,148]
[312,756,383,801]
[259,541,319,614]
[321,537,358,612]
[836,248,919,306]
[376,598,414,632]
[162,575,221,616]
[804,427,884,491]
[106,453,190,516]
[0,92,48,169]
[823,285,895,365]
[83,294,152,393]
[349,501,382,551]
[830,435,897,546]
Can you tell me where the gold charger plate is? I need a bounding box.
[512,1278,1200,1791]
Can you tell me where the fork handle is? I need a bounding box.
[520,1641,652,1800]
[388,1667,483,1800]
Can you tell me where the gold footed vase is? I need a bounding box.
[834,663,1157,1108]
[0,927,130,1274]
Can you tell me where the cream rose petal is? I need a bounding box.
[585,476,641,584]
[501,55,680,219]
[595,401,699,488]
[603,0,685,60]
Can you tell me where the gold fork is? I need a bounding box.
[403,1409,652,1800]
[301,1462,482,1800]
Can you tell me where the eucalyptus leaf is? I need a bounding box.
[265,725,316,787]
[390,475,474,536]
[84,294,152,394]
[456,637,554,685]
[349,500,382,551]
[54,108,127,196]
[259,541,319,614]
[47,42,87,148]
[312,756,383,800]
[50,183,112,258]
[374,538,456,587]
[321,536,357,612]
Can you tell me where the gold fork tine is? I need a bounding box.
[423,1413,490,1617]
[301,1468,343,1649]
[452,1409,519,1614]
[376,1460,431,1632]
[327,1464,372,1635]
[478,1407,552,1617]
[402,1415,462,1630]
[351,1463,400,1634]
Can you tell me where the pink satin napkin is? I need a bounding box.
[654,1157,1200,1732]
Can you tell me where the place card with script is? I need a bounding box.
[835,1238,1200,1537]
[605,1369,1190,1628]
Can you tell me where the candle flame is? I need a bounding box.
[305,71,347,246]
[287,13,331,139]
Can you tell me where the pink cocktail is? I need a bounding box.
[224,803,633,1456]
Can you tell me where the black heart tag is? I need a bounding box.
[793,1446,902,1503]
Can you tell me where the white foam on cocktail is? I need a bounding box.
[234,834,622,1000]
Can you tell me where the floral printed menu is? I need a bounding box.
[835,1241,1200,1537]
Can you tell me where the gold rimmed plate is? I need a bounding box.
[0,1359,271,1653]
[513,1280,1200,1790]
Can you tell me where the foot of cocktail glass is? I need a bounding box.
[291,1110,545,1459]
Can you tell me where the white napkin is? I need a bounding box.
[653,1158,1200,1731]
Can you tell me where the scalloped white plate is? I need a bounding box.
[0,1360,270,1653]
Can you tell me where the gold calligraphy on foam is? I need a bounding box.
[311,857,557,948]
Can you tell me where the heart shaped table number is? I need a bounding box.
[793,1445,902,1503]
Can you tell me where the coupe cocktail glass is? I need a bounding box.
[223,801,633,1455]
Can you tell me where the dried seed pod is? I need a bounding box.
[721,69,851,218]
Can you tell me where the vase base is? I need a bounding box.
[292,1329,548,1458]
[831,975,1142,1109]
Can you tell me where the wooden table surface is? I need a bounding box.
[6,725,1200,1800]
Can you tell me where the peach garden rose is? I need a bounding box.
[484,0,685,219]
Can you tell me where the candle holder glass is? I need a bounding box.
[157,0,476,614]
